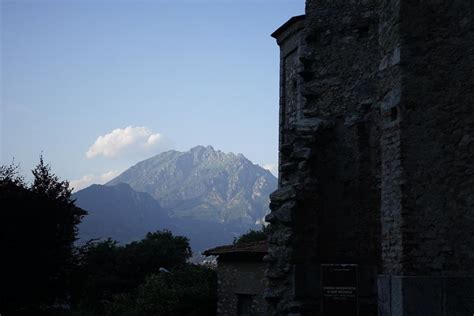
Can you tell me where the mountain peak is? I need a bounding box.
[190,145,215,152]
[107,146,277,225]
[188,145,220,162]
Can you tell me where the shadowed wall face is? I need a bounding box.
[301,2,382,315]
[377,1,474,314]
[268,1,382,314]
[267,0,474,315]
[216,261,267,316]
[394,0,474,276]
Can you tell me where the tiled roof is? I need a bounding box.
[203,240,268,256]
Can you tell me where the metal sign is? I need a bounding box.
[321,264,358,316]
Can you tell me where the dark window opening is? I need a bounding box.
[357,25,370,37]
[391,106,398,121]
[237,294,254,316]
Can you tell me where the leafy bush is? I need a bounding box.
[105,265,217,316]
[72,230,193,314]
[233,225,270,245]
[71,231,216,315]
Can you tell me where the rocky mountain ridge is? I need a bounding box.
[107,146,277,226]
[74,146,277,251]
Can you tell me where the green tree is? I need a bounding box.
[118,230,192,281]
[105,265,217,316]
[71,238,124,314]
[0,157,86,315]
[72,230,193,315]
[0,161,25,187]
[233,225,270,245]
[31,155,76,207]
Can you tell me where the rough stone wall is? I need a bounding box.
[216,261,267,316]
[378,2,474,313]
[302,0,381,266]
[267,1,382,314]
[268,0,473,315]
[265,16,305,315]
[300,2,382,314]
[379,0,474,279]
[378,0,405,276]
[397,0,474,276]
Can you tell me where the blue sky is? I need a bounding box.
[1,0,304,190]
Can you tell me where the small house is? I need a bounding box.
[203,241,268,316]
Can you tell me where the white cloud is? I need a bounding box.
[146,133,161,146]
[86,126,163,159]
[263,163,278,176]
[98,170,120,183]
[70,170,120,192]
[70,174,95,191]
[256,216,269,226]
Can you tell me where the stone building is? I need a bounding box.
[265,1,473,315]
[204,241,268,315]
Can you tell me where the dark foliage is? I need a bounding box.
[233,225,270,245]
[0,161,25,187]
[0,158,86,315]
[71,231,192,313]
[105,265,217,316]
[0,159,217,316]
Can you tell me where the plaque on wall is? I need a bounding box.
[321,264,358,316]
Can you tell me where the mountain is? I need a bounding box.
[74,183,255,252]
[107,146,277,226]
[74,183,168,243]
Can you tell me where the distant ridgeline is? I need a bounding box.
[74,146,277,252]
